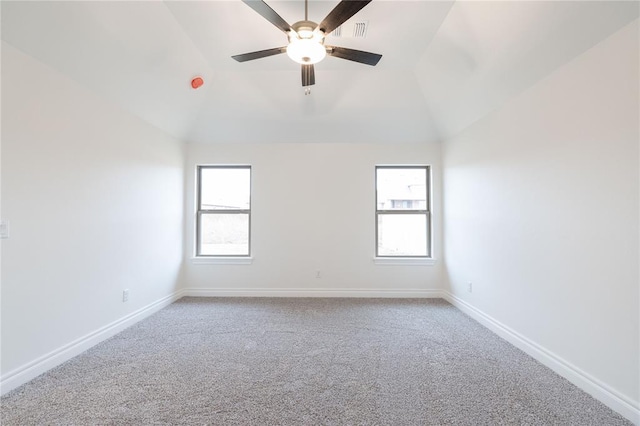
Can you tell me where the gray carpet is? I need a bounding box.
[1,297,631,425]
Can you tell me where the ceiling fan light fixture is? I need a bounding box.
[286,38,326,64]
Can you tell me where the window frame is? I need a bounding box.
[195,165,252,258]
[375,165,431,258]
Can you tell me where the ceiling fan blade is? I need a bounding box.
[326,46,382,66]
[316,0,372,35]
[302,64,315,86]
[232,47,287,62]
[241,0,292,33]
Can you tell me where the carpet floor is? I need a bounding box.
[1,297,631,425]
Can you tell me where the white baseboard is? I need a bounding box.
[442,291,640,424]
[0,290,185,396]
[183,287,444,298]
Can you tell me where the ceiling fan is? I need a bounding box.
[232,0,382,94]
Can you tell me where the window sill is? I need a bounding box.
[192,257,253,265]
[373,257,436,266]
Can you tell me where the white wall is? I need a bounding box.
[0,43,185,390]
[184,142,442,296]
[442,20,639,419]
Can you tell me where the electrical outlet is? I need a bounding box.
[467,282,473,293]
[122,289,130,302]
[316,270,321,279]
[0,220,9,239]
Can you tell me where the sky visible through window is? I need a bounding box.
[200,168,250,210]
[377,168,426,210]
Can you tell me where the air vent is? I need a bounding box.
[353,21,368,38]
[329,21,369,38]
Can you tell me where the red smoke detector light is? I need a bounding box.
[191,77,204,89]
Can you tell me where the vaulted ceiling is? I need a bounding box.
[2,1,637,144]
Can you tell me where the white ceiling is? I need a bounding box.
[1,1,638,144]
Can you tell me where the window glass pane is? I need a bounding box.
[377,168,426,210]
[377,214,428,256]
[200,168,250,210]
[200,213,249,255]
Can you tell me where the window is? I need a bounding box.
[196,166,251,256]
[376,166,430,257]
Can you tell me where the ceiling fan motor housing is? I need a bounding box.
[291,20,322,39]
